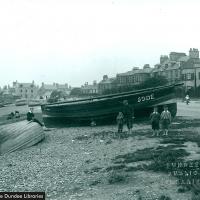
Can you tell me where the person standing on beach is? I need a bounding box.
[122,100,134,134]
[185,94,190,105]
[116,112,124,133]
[150,107,160,136]
[160,105,171,136]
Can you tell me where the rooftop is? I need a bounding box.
[117,68,152,76]
[99,77,116,84]
[81,84,98,89]
[17,83,36,88]
[41,84,57,90]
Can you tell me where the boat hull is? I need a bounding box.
[41,84,179,127]
[15,99,27,106]
[0,121,45,155]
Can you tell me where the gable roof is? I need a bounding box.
[18,83,35,88]
[81,84,98,90]
[177,56,190,62]
[42,84,57,90]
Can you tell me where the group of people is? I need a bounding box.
[116,100,134,134]
[6,107,44,126]
[150,105,171,136]
[7,111,20,120]
[116,100,172,136]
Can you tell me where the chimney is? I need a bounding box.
[189,48,199,59]
[160,55,169,64]
[143,64,150,69]
[103,75,108,81]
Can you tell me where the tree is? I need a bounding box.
[70,88,82,96]
[135,75,168,90]
[47,90,65,103]
[102,75,169,95]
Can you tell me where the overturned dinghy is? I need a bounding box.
[0,120,45,155]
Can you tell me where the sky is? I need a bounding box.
[0,0,200,87]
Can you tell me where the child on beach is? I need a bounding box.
[150,107,160,136]
[160,105,171,136]
[116,112,124,133]
[122,100,134,134]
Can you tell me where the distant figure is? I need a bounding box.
[116,112,124,133]
[27,107,43,126]
[150,107,160,136]
[160,105,171,136]
[15,111,20,118]
[122,100,134,134]
[185,94,190,105]
[90,119,96,127]
[7,112,15,120]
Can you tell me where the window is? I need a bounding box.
[182,74,186,80]
[136,76,138,82]
[31,90,33,93]
[20,89,23,93]
[175,70,178,77]
[199,72,200,80]
[183,73,195,80]
[186,73,191,80]
[170,71,173,78]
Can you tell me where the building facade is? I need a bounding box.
[81,81,99,95]
[116,65,152,87]
[152,48,200,95]
[39,82,71,99]
[98,75,116,94]
[13,81,38,99]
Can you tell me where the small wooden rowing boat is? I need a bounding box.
[0,121,45,155]
[15,99,27,106]
[28,99,44,107]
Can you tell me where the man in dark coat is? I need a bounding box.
[27,108,34,121]
[122,100,134,134]
[27,107,43,126]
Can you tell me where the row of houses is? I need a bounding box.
[81,48,200,95]
[1,81,72,100]
[1,47,199,99]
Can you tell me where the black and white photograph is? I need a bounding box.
[0,0,200,199]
